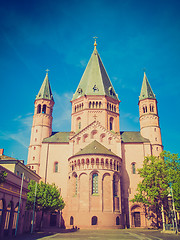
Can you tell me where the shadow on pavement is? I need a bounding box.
[8,228,79,240]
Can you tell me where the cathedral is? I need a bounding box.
[27,40,163,229]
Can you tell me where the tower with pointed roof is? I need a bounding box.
[27,72,54,174]
[138,72,163,155]
[71,40,120,133]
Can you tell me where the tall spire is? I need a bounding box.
[139,72,156,101]
[72,41,118,101]
[36,71,54,101]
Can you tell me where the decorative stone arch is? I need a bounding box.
[4,200,14,235]
[100,133,105,142]
[91,130,97,139]
[131,204,142,227]
[83,133,88,142]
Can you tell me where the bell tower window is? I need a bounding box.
[110,117,114,131]
[42,104,46,114]
[92,173,98,194]
[37,104,41,114]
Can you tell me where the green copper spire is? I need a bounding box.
[36,71,54,101]
[139,72,156,101]
[72,41,119,101]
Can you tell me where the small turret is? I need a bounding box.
[138,73,163,156]
[27,71,54,174]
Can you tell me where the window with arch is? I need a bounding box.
[150,104,154,112]
[110,117,114,131]
[92,173,98,194]
[70,216,74,225]
[76,117,81,131]
[99,102,102,108]
[116,216,120,225]
[132,163,136,174]
[89,102,92,108]
[37,104,41,114]
[143,105,147,113]
[42,104,46,114]
[54,162,58,173]
[91,216,98,225]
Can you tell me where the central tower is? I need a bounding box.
[71,40,120,133]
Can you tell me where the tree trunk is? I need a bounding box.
[39,211,44,230]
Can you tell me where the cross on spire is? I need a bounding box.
[93,36,98,48]
[45,69,50,76]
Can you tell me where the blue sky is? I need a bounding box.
[0,0,180,163]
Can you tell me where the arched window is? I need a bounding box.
[42,104,46,114]
[89,102,92,108]
[107,103,109,109]
[75,106,76,112]
[91,216,98,225]
[12,203,18,230]
[92,173,98,194]
[54,162,58,173]
[92,102,95,108]
[76,117,81,131]
[116,216,120,225]
[99,102,102,108]
[70,216,74,225]
[37,104,41,114]
[132,163,136,174]
[110,117,114,131]
[150,104,154,112]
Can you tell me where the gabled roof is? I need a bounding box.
[72,43,119,101]
[120,131,150,143]
[42,132,70,143]
[74,140,118,157]
[139,72,156,101]
[36,73,54,101]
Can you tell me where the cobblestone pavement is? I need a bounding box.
[9,229,180,240]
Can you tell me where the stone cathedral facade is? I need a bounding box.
[27,41,163,229]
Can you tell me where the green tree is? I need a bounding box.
[131,151,180,228]
[131,155,169,228]
[0,170,7,184]
[161,151,180,210]
[26,180,65,229]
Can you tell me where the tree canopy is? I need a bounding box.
[131,151,180,227]
[26,180,65,229]
[0,170,7,184]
